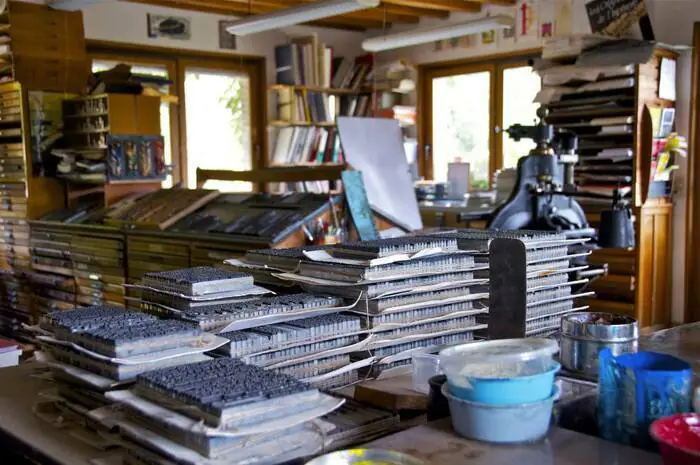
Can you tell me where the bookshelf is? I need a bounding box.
[542,47,677,328]
[60,93,164,206]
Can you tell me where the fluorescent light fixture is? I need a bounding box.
[362,15,515,52]
[226,0,380,36]
[49,0,111,11]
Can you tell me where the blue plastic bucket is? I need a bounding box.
[598,350,693,449]
[443,383,558,443]
[447,362,560,405]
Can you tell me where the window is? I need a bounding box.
[183,66,252,191]
[501,65,542,169]
[421,58,541,191]
[88,44,265,189]
[431,70,491,190]
[91,59,176,187]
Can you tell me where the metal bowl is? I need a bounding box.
[305,449,428,465]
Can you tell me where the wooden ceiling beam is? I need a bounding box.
[380,0,482,12]
[470,0,516,4]
[225,0,449,19]
[124,0,385,30]
[378,2,450,19]
[224,0,421,24]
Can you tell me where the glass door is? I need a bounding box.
[180,61,259,192]
[429,68,493,190]
[500,65,542,169]
[421,59,541,192]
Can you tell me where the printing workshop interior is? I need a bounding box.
[0,0,699,463]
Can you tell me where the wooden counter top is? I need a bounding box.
[364,419,662,465]
[0,362,663,465]
[0,363,115,465]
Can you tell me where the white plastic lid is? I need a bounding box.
[439,338,559,365]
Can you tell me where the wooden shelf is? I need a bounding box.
[268,84,376,95]
[269,120,336,128]
[65,128,110,135]
[64,112,109,119]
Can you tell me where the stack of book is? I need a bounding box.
[270,125,343,167]
[274,34,372,89]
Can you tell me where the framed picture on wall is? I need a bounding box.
[219,20,237,50]
[147,14,191,40]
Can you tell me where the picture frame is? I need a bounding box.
[147,14,191,40]
[219,20,237,50]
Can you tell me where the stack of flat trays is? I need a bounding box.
[221,246,329,288]
[274,236,490,382]
[486,231,594,338]
[107,358,343,465]
[29,225,76,314]
[138,267,272,319]
[34,306,219,440]
[194,291,360,389]
[70,233,126,308]
[38,307,211,382]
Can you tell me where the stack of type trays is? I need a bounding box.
[486,230,594,337]
[136,267,273,317]
[106,358,345,465]
[273,236,490,381]
[33,307,226,429]
[137,267,361,389]
[222,245,330,288]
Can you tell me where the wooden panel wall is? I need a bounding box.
[635,201,673,328]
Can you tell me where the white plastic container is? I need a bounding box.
[440,338,559,379]
[439,339,559,404]
[411,353,441,394]
[443,383,558,443]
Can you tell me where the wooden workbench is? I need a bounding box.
[0,363,116,465]
[365,419,662,465]
[0,363,663,465]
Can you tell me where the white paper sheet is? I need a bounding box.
[107,390,343,438]
[337,117,422,231]
[117,419,325,465]
[125,283,273,301]
[37,334,229,366]
[302,247,444,267]
[34,351,131,390]
[659,57,677,101]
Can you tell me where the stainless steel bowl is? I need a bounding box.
[560,312,638,378]
[305,449,428,465]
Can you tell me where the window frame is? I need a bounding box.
[418,50,541,187]
[86,41,266,188]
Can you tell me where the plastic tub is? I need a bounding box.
[650,414,700,465]
[447,362,560,405]
[443,383,558,444]
[440,339,559,405]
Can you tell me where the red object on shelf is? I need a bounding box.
[651,414,700,465]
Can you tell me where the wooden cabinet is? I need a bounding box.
[548,48,677,329]
[7,2,88,93]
